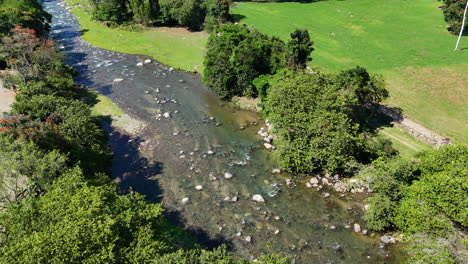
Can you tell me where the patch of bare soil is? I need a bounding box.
[0,80,15,116]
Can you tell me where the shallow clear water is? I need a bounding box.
[44,1,403,262]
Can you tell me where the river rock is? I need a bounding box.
[323,192,330,198]
[362,230,368,235]
[163,112,171,118]
[181,197,189,204]
[264,143,273,149]
[231,196,238,202]
[274,229,280,235]
[354,223,361,233]
[380,235,395,244]
[136,62,143,67]
[207,150,215,155]
[195,185,203,191]
[252,194,265,203]
[224,172,233,179]
[245,236,252,242]
[144,59,151,64]
[310,177,319,184]
[272,168,281,174]
[306,182,313,188]
[113,78,124,83]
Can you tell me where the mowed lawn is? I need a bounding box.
[66,1,208,72]
[232,0,468,143]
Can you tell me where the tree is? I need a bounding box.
[128,0,159,25]
[0,26,61,86]
[0,0,51,37]
[0,137,68,203]
[0,168,172,263]
[89,0,129,24]
[264,70,365,172]
[159,0,206,30]
[204,24,285,99]
[441,0,468,34]
[454,0,468,50]
[285,29,314,70]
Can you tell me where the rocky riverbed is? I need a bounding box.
[44,1,404,262]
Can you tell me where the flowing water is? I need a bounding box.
[44,1,403,262]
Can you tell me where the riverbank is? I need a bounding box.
[45,1,405,262]
[64,0,208,72]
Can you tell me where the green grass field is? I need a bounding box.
[232,0,468,143]
[66,0,208,72]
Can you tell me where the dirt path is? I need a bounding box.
[379,106,449,147]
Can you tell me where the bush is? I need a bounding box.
[364,193,397,231]
[404,234,456,264]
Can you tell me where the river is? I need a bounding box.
[43,0,402,262]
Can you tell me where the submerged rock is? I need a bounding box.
[354,223,361,233]
[272,168,281,174]
[380,235,395,244]
[252,194,265,203]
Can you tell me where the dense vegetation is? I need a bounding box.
[0,1,289,263]
[204,24,392,172]
[203,25,314,99]
[262,68,391,173]
[360,145,467,263]
[441,0,468,34]
[232,1,468,144]
[88,0,230,30]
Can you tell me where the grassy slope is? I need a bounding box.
[232,0,468,143]
[66,1,208,72]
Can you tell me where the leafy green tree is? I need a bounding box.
[128,0,159,25]
[441,0,468,34]
[0,168,172,263]
[285,29,314,70]
[0,0,51,37]
[0,26,62,85]
[89,0,129,24]
[204,24,285,99]
[333,66,388,108]
[0,137,68,203]
[204,0,231,31]
[264,70,365,172]
[159,0,206,30]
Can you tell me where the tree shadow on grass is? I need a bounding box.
[361,105,404,133]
